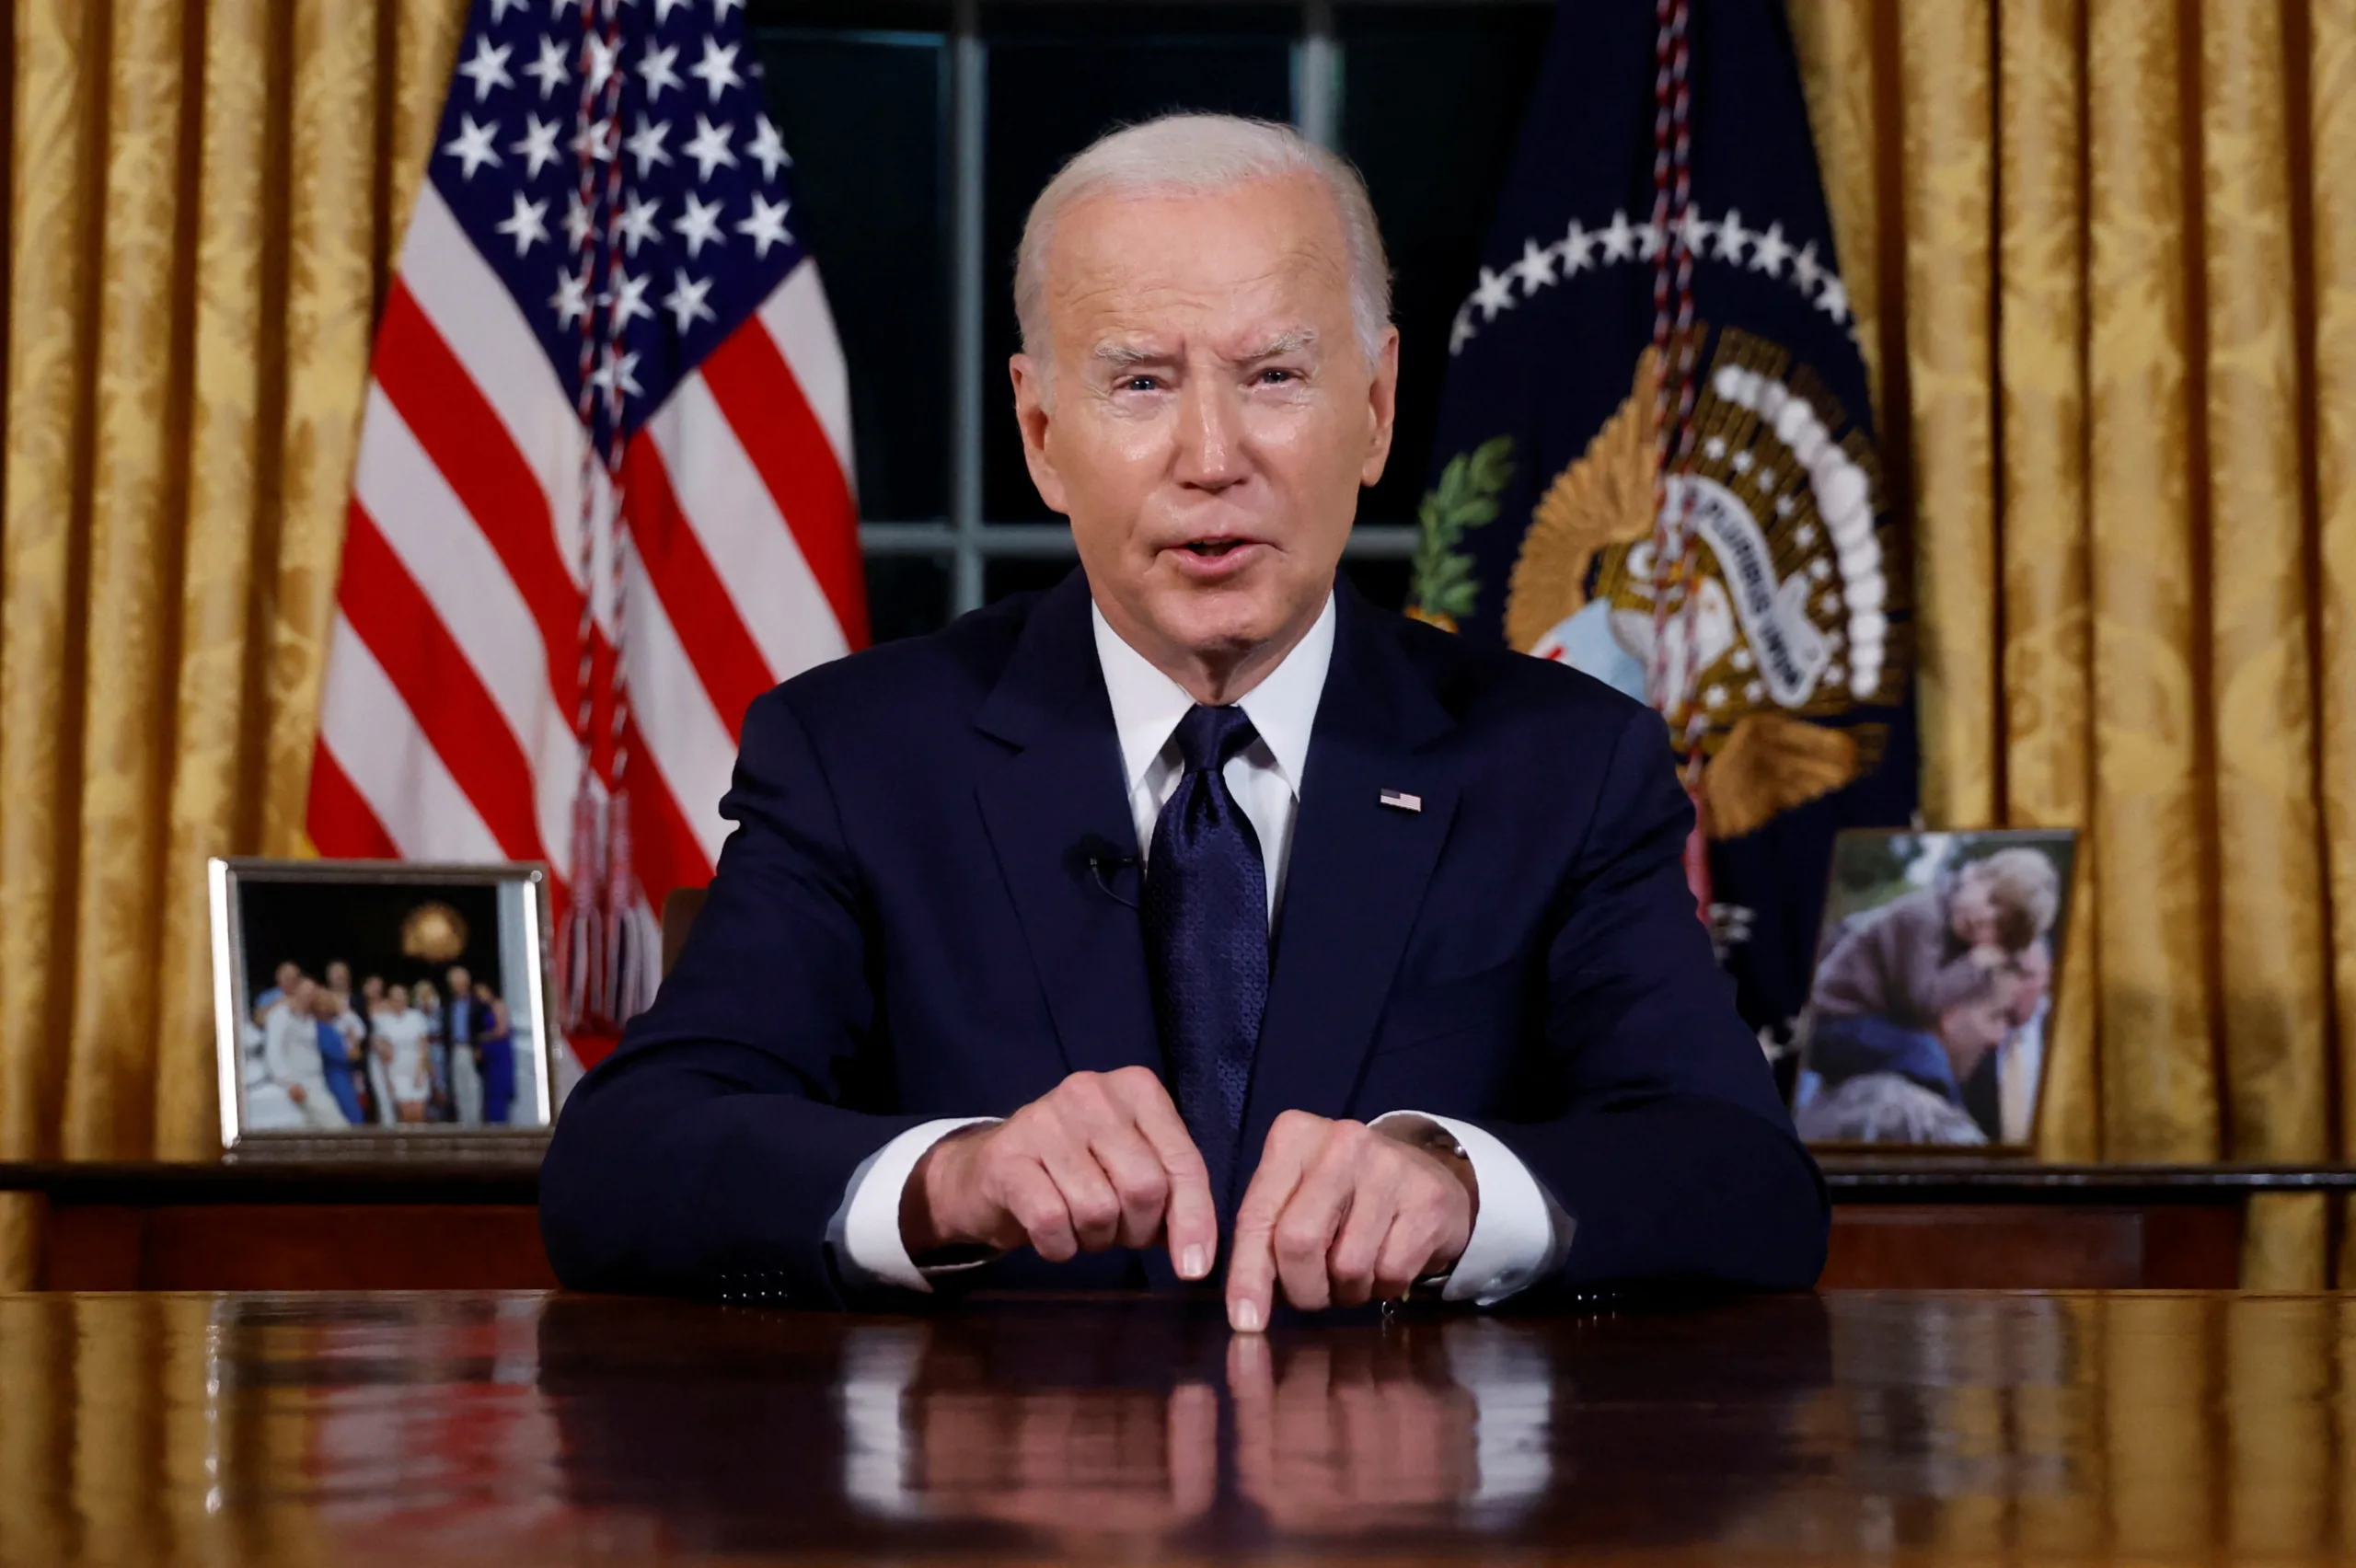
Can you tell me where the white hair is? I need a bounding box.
[1013,113,1392,367]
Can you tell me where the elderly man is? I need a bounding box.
[541,114,1826,1323]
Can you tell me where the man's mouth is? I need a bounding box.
[1177,537,1252,558]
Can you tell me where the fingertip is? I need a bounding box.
[1228,1293,1265,1333]
[1179,1241,1209,1280]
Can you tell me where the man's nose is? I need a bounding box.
[1172,376,1247,490]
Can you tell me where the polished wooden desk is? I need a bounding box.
[1,1288,2352,1565]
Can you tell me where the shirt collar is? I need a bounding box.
[1090,592,1337,799]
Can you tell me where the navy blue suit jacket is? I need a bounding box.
[539,571,1828,1305]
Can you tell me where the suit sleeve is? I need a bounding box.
[1472,704,1831,1293]
[538,688,934,1305]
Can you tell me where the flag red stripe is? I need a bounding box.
[306,740,401,859]
[373,280,583,719]
[700,322,869,649]
[339,503,551,863]
[622,432,777,741]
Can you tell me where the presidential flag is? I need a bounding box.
[306,0,863,1059]
[1411,0,1917,1056]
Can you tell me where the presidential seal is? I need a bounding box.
[1503,328,1907,841]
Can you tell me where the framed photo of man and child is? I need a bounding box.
[1792,828,2079,1151]
[208,859,561,1160]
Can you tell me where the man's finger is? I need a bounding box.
[1325,1167,1399,1309]
[1086,1119,1176,1251]
[1113,1069,1218,1280]
[1036,1135,1125,1251]
[1227,1116,1316,1331]
[1270,1128,1364,1312]
[1370,1215,1435,1302]
[998,1158,1079,1261]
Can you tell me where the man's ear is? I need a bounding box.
[1010,353,1068,514]
[1358,326,1402,489]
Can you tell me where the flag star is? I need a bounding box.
[1792,241,1824,292]
[442,114,502,179]
[1750,222,1794,278]
[673,190,725,257]
[1815,275,1851,322]
[736,191,793,256]
[664,270,717,332]
[713,0,745,18]
[1636,218,1665,260]
[617,191,662,256]
[1703,434,1727,461]
[1598,210,1637,262]
[495,191,549,256]
[1561,220,1598,274]
[490,0,529,17]
[603,268,653,329]
[1512,236,1559,294]
[1471,265,1518,321]
[747,116,791,180]
[688,37,744,100]
[1776,494,1797,517]
[589,345,642,400]
[683,114,737,179]
[653,0,693,17]
[456,38,514,101]
[524,35,569,98]
[1675,208,1716,256]
[550,265,591,327]
[583,33,619,97]
[571,115,616,164]
[1715,208,1750,264]
[624,114,672,176]
[639,42,683,103]
[512,114,561,179]
[563,190,595,251]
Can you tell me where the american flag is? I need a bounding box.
[306,0,863,1062]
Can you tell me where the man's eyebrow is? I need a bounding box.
[1238,329,1317,360]
[1091,342,1173,368]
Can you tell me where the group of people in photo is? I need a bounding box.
[1794,847,2062,1147]
[244,960,517,1132]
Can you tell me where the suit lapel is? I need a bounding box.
[1241,586,1458,1175]
[973,571,1162,1081]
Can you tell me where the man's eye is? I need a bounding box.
[1123,375,1160,393]
[1258,368,1295,386]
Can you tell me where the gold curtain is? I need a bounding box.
[0,0,467,1283]
[1788,0,2356,1282]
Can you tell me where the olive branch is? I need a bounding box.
[1406,436,1515,626]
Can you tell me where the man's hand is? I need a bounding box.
[902,1066,1218,1280]
[1225,1113,1476,1331]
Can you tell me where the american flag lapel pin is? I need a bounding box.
[1379,789,1423,813]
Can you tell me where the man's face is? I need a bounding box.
[1011,175,1399,687]
[447,967,470,997]
[1949,871,2002,948]
[275,963,300,991]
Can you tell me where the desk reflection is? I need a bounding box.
[21,1291,2356,1564]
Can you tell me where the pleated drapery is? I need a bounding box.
[1787,0,2356,1282]
[0,0,468,1284]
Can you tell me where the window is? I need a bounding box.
[751,0,1553,640]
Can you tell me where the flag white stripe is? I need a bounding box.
[319,616,503,862]
[623,548,738,866]
[647,370,852,683]
[756,260,857,489]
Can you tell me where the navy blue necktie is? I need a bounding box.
[1141,705,1268,1193]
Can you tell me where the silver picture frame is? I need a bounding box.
[208,858,561,1163]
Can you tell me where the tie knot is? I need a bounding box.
[1172,704,1259,775]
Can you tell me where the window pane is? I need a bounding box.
[753,23,952,522]
[981,6,1299,525]
[864,553,953,642]
[985,553,1083,605]
[1338,2,1553,526]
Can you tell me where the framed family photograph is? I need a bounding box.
[1791,828,2079,1151]
[208,859,560,1161]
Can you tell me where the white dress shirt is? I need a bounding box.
[827,594,1568,1304]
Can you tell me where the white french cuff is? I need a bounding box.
[1370,1112,1576,1306]
[826,1116,1003,1293]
